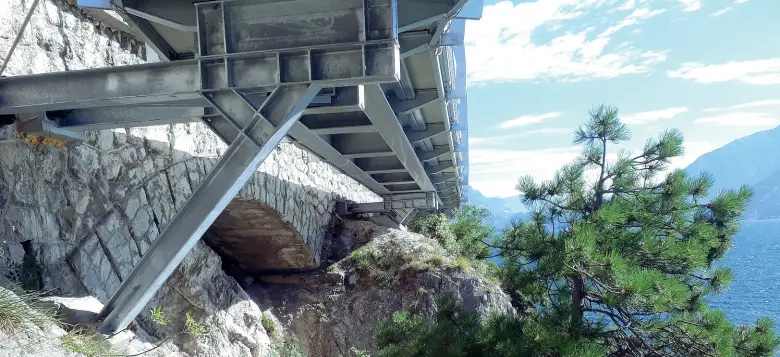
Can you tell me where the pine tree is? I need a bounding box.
[375,295,533,357]
[498,104,779,356]
[375,105,779,357]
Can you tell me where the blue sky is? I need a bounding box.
[464,0,780,197]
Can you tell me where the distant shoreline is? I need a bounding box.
[741,218,780,222]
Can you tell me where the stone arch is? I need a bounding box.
[204,199,318,274]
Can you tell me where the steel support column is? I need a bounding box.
[97,85,321,334]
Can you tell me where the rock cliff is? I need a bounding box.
[250,220,515,357]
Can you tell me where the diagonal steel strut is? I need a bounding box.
[97,85,321,334]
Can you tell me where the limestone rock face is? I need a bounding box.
[251,220,516,357]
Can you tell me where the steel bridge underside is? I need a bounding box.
[0,0,482,334]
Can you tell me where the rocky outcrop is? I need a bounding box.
[251,220,515,357]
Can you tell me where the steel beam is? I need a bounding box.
[124,1,197,32]
[397,0,449,32]
[311,124,375,135]
[399,208,417,226]
[52,107,214,131]
[120,12,180,61]
[97,85,322,334]
[386,188,426,194]
[399,31,432,59]
[406,123,446,143]
[48,91,360,131]
[417,145,451,162]
[342,150,396,159]
[431,173,457,185]
[398,61,416,100]
[428,0,470,48]
[288,122,391,194]
[356,156,409,174]
[425,160,454,174]
[346,192,437,213]
[365,168,408,174]
[362,84,438,197]
[0,43,398,114]
[373,172,414,183]
[390,91,439,114]
[15,113,85,141]
[382,180,417,185]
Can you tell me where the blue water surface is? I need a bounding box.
[709,220,780,326]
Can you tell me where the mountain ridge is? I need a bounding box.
[683,125,780,219]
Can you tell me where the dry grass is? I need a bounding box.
[61,327,113,357]
[0,287,56,335]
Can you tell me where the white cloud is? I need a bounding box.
[499,112,563,129]
[693,112,780,126]
[469,127,573,147]
[667,58,780,85]
[734,0,748,3]
[526,127,573,135]
[679,0,702,12]
[704,100,780,112]
[618,0,636,11]
[622,107,689,124]
[709,7,733,17]
[601,8,666,37]
[465,0,669,85]
[469,147,581,197]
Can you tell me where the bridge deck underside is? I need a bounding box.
[52,0,479,214]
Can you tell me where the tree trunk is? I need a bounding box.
[571,275,585,335]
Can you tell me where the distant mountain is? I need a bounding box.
[683,125,780,219]
[746,169,780,219]
[466,186,528,230]
[685,126,780,193]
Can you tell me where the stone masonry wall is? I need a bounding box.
[0,1,379,356]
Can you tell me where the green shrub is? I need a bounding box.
[150,306,172,326]
[410,205,493,261]
[451,256,471,272]
[348,245,385,271]
[184,311,208,336]
[262,314,276,335]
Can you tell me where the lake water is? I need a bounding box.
[709,220,780,327]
